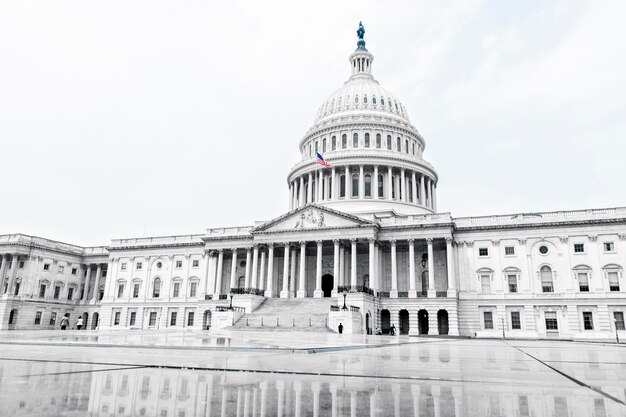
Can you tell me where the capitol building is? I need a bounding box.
[1,25,625,340]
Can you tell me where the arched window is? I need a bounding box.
[372,96,377,105]
[351,174,359,198]
[381,97,385,106]
[573,265,591,292]
[322,138,326,153]
[386,135,392,150]
[603,264,622,291]
[338,97,342,107]
[376,133,381,148]
[331,136,336,151]
[540,266,554,293]
[396,137,401,151]
[153,278,161,298]
[364,174,372,197]
[477,268,493,294]
[340,174,346,198]
[354,95,359,105]
[238,276,245,289]
[408,180,413,202]
[391,177,396,199]
[378,174,384,198]
[308,144,312,156]
[315,141,318,153]
[363,95,368,104]
[352,133,358,148]
[405,140,409,153]
[412,142,416,155]
[364,133,370,148]
[341,134,347,149]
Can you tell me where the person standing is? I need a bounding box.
[60,315,69,330]
[390,324,396,336]
[338,323,344,334]
[75,316,83,330]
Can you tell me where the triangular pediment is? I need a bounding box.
[252,204,376,233]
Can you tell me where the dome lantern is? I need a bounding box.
[349,22,374,80]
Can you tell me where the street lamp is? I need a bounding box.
[342,292,348,311]
[229,292,233,309]
[616,318,620,344]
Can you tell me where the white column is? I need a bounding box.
[387,167,393,200]
[297,242,307,298]
[91,264,102,302]
[332,240,339,296]
[229,249,238,291]
[420,174,426,206]
[350,239,357,287]
[411,171,417,204]
[432,181,437,212]
[214,249,224,296]
[290,249,297,297]
[390,240,398,297]
[317,170,323,202]
[83,265,92,301]
[345,165,351,198]
[374,243,380,291]
[314,240,323,298]
[289,183,294,210]
[359,165,364,198]
[265,244,274,298]
[427,238,435,297]
[408,239,416,297]
[368,239,375,290]
[207,252,216,296]
[307,173,312,203]
[446,238,455,296]
[400,168,406,202]
[339,246,345,287]
[373,165,379,199]
[251,245,259,289]
[331,167,337,200]
[259,249,266,291]
[394,174,400,201]
[426,178,432,209]
[0,255,8,294]
[244,248,252,288]
[281,243,290,298]
[299,176,304,208]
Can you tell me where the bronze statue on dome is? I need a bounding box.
[357,21,365,40]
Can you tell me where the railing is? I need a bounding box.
[237,316,328,328]
[417,291,428,298]
[215,306,245,313]
[378,291,390,298]
[230,288,264,296]
[398,291,408,298]
[436,291,448,298]
[218,294,229,300]
[330,305,340,311]
[349,306,360,312]
[338,285,374,296]
[205,294,213,300]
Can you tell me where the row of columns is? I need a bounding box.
[205,238,456,298]
[0,253,20,295]
[288,165,437,211]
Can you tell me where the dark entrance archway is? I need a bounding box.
[321,274,333,297]
[418,309,429,335]
[399,309,410,335]
[380,309,391,335]
[91,312,99,330]
[237,276,245,289]
[365,312,371,335]
[82,312,88,330]
[437,310,449,335]
[8,309,17,326]
[203,310,212,330]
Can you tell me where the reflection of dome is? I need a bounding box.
[287,24,439,218]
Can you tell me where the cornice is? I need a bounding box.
[107,242,205,251]
[453,217,626,232]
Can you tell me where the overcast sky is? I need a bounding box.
[1,0,625,246]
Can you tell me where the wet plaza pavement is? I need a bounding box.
[0,330,625,416]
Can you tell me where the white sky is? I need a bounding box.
[1,0,625,246]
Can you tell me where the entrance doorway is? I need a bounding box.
[82,312,89,330]
[91,312,99,330]
[399,310,410,335]
[203,310,212,330]
[321,274,333,297]
[418,309,429,335]
[365,312,371,335]
[380,309,391,334]
[437,310,449,335]
[8,309,17,326]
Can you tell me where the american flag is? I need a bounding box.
[315,152,332,168]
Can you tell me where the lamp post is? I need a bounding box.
[229,292,233,309]
[342,292,348,311]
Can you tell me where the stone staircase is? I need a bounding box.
[231,297,336,332]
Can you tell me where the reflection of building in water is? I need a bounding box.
[1,23,625,340]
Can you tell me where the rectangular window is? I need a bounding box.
[121,263,127,271]
[58,266,64,273]
[43,264,50,271]
[192,260,199,268]
[511,311,521,329]
[578,273,589,292]
[170,312,177,326]
[67,287,74,300]
[136,262,143,270]
[39,284,46,298]
[176,260,183,269]
[53,286,61,299]
[173,282,180,297]
[608,272,620,291]
[117,284,124,298]
[574,243,585,253]
[133,283,140,298]
[604,242,615,252]
[102,270,107,277]
[479,248,489,257]
[518,396,530,417]
[49,312,57,326]
[189,282,197,298]
[481,275,491,294]
[504,246,515,256]
[71,268,77,275]
[149,312,157,326]
[545,311,558,330]
[34,311,42,325]
[614,312,625,330]
[508,275,517,293]
[129,311,137,326]
[483,312,493,329]
[114,311,120,326]
[19,261,24,268]
[187,311,195,327]
[583,311,594,330]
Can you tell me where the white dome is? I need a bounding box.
[314,77,410,124]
